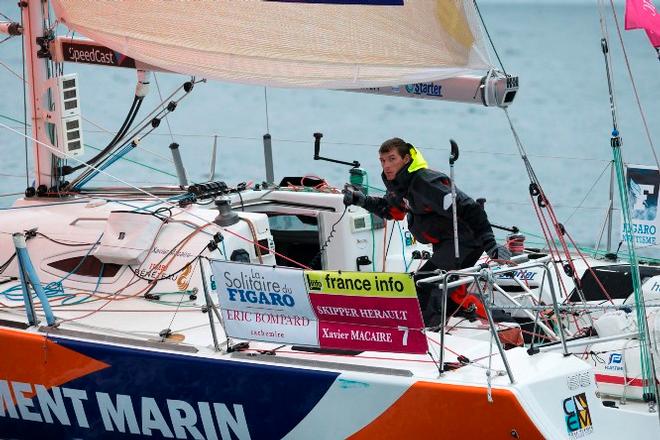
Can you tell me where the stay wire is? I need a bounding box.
[473,0,507,75]
[503,108,583,297]
[563,161,611,224]
[68,96,142,174]
[69,77,195,188]
[20,10,28,188]
[154,73,176,144]
[598,11,659,400]
[264,87,270,133]
[598,2,619,133]
[607,0,659,171]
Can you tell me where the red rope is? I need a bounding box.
[565,232,615,304]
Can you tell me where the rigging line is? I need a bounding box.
[607,0,660,171]
[564,231,615,304]
[264,87,270,133]
[598,1,619,133]
[0,60,26,82]
[503,109,572,240]
[153,73,175,144]
[71,83,195,187]
[472,0,507,75]
[597,6,656,391]
[0,192,23,198]
[19,10,28,188]
[114,86,188,147]
[81,142,177,178]
[65,122,175,168]
[164,259,198,333]
[68,97,143,176]
[0,120,175,202]
[563,161,611,224]
[594,195,613,256]
[504,108,585,298]
[75,129,614,163]
[118,82,186,144]
[82,116,111,134]
[0,119,311,273]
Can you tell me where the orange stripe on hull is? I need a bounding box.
[349,382,544,439]
[0,328,110,391]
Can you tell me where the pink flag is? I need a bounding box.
[625,0,660,49]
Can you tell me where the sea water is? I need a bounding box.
[0,0,658,257]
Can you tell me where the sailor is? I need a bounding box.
[343,137,511,326]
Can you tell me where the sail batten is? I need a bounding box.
[52,0,492,88]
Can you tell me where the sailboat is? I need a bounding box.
[0,0,659,438]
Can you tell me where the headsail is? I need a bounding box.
[51,0,492,88]
[625,0,660,58]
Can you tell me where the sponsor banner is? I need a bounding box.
[319,321,426,353]
[211,262,426,353]
[211,261,318,345]
[622,165,660,247]
[405,82,443,97]
[306,270,425,353]
[305,271,417,298]
[310,293,423,328]
[61,41,136,68]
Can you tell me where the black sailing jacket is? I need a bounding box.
[361,159,495,257]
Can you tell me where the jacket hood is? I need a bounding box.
[407,146,428,173]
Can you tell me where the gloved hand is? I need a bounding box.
[342,186,366,207]
[485,241,512,261]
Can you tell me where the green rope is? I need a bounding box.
[84,143,178,178]
[0,113,26,125]
[613,143,655,400]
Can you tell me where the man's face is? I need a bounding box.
[379,149,411,181]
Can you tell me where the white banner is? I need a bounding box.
[211,260,318,345]
[623,165,660,247]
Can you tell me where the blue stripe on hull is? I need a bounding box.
[0,337,338,439]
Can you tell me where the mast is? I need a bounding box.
[20,0,55,189]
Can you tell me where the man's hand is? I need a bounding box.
[485,242,512,261]
[342,185,366,207]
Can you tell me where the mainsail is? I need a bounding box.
[52,0,492,88]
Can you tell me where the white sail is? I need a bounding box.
[52,0,492,88]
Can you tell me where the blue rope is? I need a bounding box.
[1,233,105,306]
[73,143,135,190]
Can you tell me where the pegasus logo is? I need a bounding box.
[632,181,655,210]
[629,176,658,221]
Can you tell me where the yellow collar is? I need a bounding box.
[407,146,428,173]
